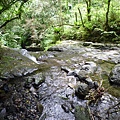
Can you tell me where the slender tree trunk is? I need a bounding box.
[78,8,85,27]
[84,0,91,21]
[75,12,77,22]
[105,0,111,31]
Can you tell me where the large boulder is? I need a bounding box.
[0,47,39,80]
[109,64,120,86]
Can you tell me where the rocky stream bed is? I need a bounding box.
[0,41,120,120]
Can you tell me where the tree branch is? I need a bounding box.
[0,1,26,28]
[0,16,19,28]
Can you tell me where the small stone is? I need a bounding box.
[109,64,120,86]
[61,104,69,113]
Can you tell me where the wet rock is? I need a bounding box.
[0,47,39,80]
[74,106,90,120]
[101,31,118,38]
[0,108,6,120]
[25,43,42,51]
[0,40,120,120]
[99,31,118,42]
[109,64,120,86]
[33,75,45,87]
[81,61,97,74]
[61,104,70,113]
[92,43,105,48]
[24,82,32,89]
[25,73,45,89]
[85,78,99,89]
[37,54,55,61]
[92,93,120,120]
[75,83,89,99]
[61,66,71,74]
[83,42,92,46]
[19,49,39,64]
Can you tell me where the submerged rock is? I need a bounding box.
[74,106,90,120]
[109,64,120,86]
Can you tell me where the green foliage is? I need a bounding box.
[0,0,120,49]
[0,25,24,48]
[40,27,63,50]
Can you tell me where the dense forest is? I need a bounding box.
[0,0,120,50]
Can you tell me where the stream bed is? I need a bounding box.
[0,41,120,120]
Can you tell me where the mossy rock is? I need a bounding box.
[0,47,38,79]
[75,106,90,120]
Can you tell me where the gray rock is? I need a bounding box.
[109,64,120,85]
[93,93,120,120]
[92,43,105,48]
[101,31,118,38]
[81,61,97,74]
[75,83,89,99]
[83,42,92,46]
[19,49,39,64]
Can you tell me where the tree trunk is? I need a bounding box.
[105,0,111,31]
[84,0,91,21]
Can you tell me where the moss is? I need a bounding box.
[90,61,120,98]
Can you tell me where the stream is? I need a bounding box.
[0,40,120,120]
